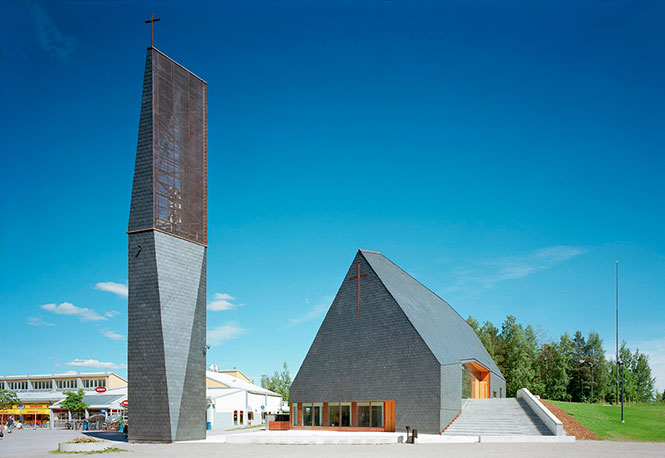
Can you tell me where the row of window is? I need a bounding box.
[292,402,384,428]
[3,379,106,391]
[82,379,106,388]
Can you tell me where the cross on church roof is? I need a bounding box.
[145,13,161,48]
[349,261,368,320]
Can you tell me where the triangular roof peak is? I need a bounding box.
[357,250,503,377]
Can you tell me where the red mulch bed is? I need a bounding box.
[541,399,600,440]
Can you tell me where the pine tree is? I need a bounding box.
[499,315,538,396]
[479,321,500,364]
[466,316,480,335]
[631,350,655,401]
[539,342,569,400]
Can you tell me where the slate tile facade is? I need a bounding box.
[127,47,207,443]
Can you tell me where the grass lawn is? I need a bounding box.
[550,401,665,442]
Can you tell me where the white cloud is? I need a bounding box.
[104,311,120,318]
[207,323,246,346]
[28,1,76,61]
[66,359,126,370]
[208,292,242,311]
[41,302,107,322]
[444,245,587,293]
[95,282,128,298]
[27,316,55,327]
[288,299,331,327]
[100,329,125,341]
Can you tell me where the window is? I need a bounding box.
[8,381,28,391]
[357,402,383,428]
[313,403,323,426]
[371,402,384,428]
[292,404,298,426]
[83,379,105,388]
[32,380,52,390]
[239,411,244,424]
[233,410,238,425]
[341,403,351,427]
[303,404,312,426]
[329,404,340,427]
[357,402,370,427]
[328,403,351,427]
[56,379,77,389]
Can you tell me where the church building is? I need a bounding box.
[290,249,505,434]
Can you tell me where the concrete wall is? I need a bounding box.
[290,252,442,433]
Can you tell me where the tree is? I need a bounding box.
[0,389,19,410]
[584,332,609,404]
[631,349,656,402]
[261,362,292,402]
[479,321,501,364]
[498,315,539,396]
[466,316,480,335]
[60,389,88,417]
[539,342,569,401]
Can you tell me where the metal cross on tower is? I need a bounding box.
[349,262,368,320]
[145,13,161,48]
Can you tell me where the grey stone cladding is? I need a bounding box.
[291,251,442,433]
[128,232,206,442]
[127,47,207,443]
[128,50,153,233]
[291,250,507,434]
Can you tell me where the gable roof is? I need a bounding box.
[359,249,503,378]
[205,371,281,397]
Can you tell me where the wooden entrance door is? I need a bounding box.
[466,361,490,398]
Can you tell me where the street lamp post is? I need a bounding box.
[618,359,625,423]
[589,361,594,405]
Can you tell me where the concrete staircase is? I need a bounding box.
[443,398,553,436]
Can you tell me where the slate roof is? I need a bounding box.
[360,249,504,378]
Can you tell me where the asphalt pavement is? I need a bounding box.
[1,427,664,458]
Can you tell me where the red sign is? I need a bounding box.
[95,387,107,393]
[121,400,128,407]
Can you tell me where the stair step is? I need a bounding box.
[442,398,554,436]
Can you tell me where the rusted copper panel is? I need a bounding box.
[151,49,207,245]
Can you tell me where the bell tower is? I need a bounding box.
[127,46,208,443]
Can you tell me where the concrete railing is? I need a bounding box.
[516,388,564,436]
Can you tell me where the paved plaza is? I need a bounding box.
[1,428,664,458]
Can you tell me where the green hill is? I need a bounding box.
[550,401,665,442]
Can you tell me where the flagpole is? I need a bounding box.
[616,260,619,406]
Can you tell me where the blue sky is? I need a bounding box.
[1,0,664,392]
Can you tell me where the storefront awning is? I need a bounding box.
[0,408,50,415]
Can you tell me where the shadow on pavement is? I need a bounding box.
[84,431,128,442]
